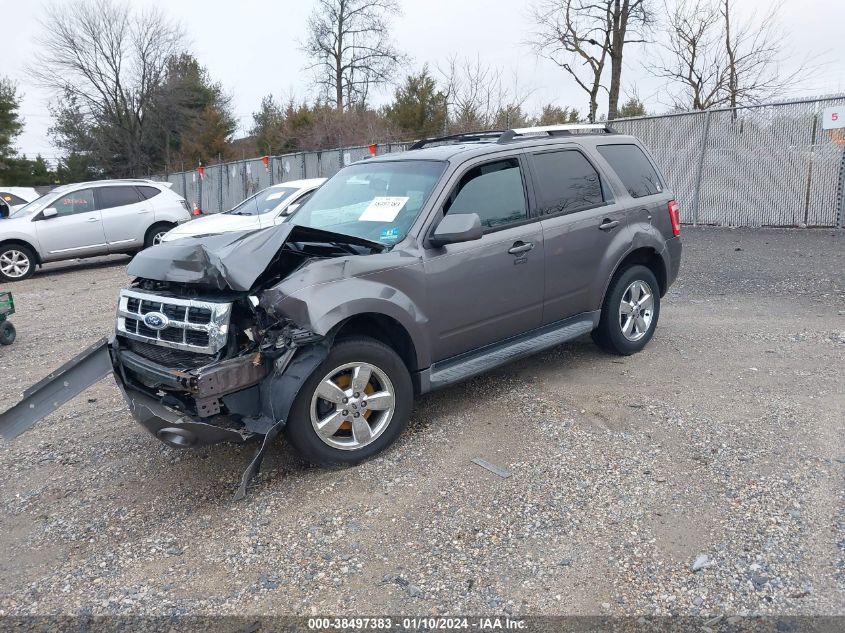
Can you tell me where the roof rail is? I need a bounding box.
[497,123,616,143]
[409,130,506,150]
[409,125,617,150]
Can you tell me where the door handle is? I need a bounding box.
[508,241,534,255]
[86,217,99,223]
[598,219,619,231]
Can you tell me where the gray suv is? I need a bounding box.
[0,125,681,495]
[0,180,191,282]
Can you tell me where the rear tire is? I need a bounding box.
[592,264,660,355]
[284,336,413,467]
[144,223,174,248]
[0,244,36,282]
[0,321,16,345]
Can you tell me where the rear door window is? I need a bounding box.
[597,144,663,198]
[51,189,96,216]
[444,158,528,230]
[98,186,141,210]
[530,150,604,216]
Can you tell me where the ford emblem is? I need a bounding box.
[143,311,169,331]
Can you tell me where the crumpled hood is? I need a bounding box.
[127,224,385,292]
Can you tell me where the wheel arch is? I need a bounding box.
[330,312,420,373]
[0,239,42,265]
[604,246,668,302]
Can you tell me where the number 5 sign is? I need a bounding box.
[822,106,845,129]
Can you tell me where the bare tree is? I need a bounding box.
[720,0,797,108]
[607,1,651,120]
[438,56,534,132]
[651,0,805,111]
[529,0,650,122]
[650,0,727,110]
[32,0,184,175]
[303,0,407,112]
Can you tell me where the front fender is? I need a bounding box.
[0,229,42,260]
[263,274,432,369]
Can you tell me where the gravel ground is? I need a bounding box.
[0,227,842,618]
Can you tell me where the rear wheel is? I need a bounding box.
[284,337,413,467]
[0,244,36,282]
[0,321,15,345]
[592,264,660,355]
[144,223,174,248]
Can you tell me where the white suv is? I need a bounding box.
[0,180,191,282]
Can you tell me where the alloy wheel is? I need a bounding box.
[310,362,396,451]
[619,279,654,341]
[0,249,31,279]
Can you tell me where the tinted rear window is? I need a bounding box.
[531,150,604,215]
[597,144,663,198]
[1,192,27,206]
[99,186,141,209]
[137,186,161,200]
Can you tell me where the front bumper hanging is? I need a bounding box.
[0,336,323,499]
[0,338,113,440]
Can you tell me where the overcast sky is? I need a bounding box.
[2,0,844,160]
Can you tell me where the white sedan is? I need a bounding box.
[1,187,41,213]
[160,178,326,243]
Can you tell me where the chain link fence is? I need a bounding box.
[613,96,845,228]
[156,143,408,215]
[155,98,845,228]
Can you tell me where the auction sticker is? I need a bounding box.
[359,196,408,222]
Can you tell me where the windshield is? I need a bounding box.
[227,187,298,216]
[291,160,445,245]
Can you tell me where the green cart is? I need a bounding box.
[0,291,15,345]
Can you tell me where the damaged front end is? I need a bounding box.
[0,224,385,498]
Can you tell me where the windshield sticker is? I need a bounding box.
[359,196,409,222]
[379,227,401,241]
[265,191,285,201]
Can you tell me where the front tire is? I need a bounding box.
[592,264,660,355]
[284,337,413,467]
[0,244,36,282]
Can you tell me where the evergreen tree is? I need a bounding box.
[0,78,24,182]
[384,68,447,140]
[618,96,647,118]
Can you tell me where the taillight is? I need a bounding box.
[668,200,681,236]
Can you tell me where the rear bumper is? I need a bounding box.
[663,236,682,291]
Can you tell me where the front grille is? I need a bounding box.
[116,289,232,355]
[125,339,212,369]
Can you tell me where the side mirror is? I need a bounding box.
[280,202,301,217]
[42,208,58,219]
[430,213,483,247]
[0,201,8,219]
